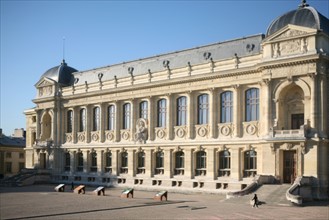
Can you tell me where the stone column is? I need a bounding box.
[36,110,42,140]
[112,150,119,176]
[73,107,78,143]
[208,88,216,138]
[186,92,194,139]
[130,100,136,141]
[206,148,216,180]
[128,149,136,176]
[70,151,75,174]
[166,94,174,140]
[114,102,120,142]
[164,149,173,178]
[83,150,89,173]
[97,150,104,174]
[147,97,155,141]
[230,148,241,180]
[86,105,91,143]
[184,148,194,179]
[262,80,271,136]
[310,73,317,128]
[100,103,105,143]
[233,85,240,137]
[145,149,153,177]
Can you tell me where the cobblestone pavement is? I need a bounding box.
[0,184,328,220]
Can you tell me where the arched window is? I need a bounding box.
[107,105,115,130]
[196,150,207,176]
[155,151,164,175]
[219,150,231,177]
[244,150,257,177]
[137,151,145,174]
[105,152,112,173]
[79,109,86,132]
[174,151,184,175]
[198,94,209,124]
[139,101,148,119]
[220,91,233,123]
[246,88,259,121]
[120,152,128,173]
[123,103,131,129]
[64,152,70,172]
[177,96,187,126]
[90,152,97,172]
[67,110,73,133]
[93,107,100,131]
[157,99,167,127]
[77,152,83,172]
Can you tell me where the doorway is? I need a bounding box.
[291,114,304,129]
[283,150,296,183]
[40,153,46,169]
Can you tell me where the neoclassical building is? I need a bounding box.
[24,1,328,198]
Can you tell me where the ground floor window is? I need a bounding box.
[174,151,184,175]
[77,152,83,172]
[64,153,70,172]
[218,150,230,177]
[137,151,145,174]
[244,150,257,177]
[196,151,206,176]
[105,152,112,173]
[155,151,164,175]
[120,152,128,174]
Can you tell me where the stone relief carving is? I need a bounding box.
[65,133,72,143]
[91,132,99,142]
[134,118,148,144]
[121,130,130,140]
[280,39,301,56]
[156,128,166,139]
[174,126,187,139]
[274,29,308,40]
[105,130,114,141]
[195,125,209,138]
[77,132,85,142]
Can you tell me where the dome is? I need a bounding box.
[40,60,78,86]
[266,1,329,36]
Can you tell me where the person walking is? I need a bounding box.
[252,194,259,208]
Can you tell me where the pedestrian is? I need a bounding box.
[252,194,259,208]
[71,182,74,190]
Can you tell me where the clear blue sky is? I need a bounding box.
[0,0,328,136]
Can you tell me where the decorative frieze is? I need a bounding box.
[155,127,167,140]
[242,121,259,137]
[195,124,209,138]
[77,132,86,143]
[90,131,100,142]
[65,133,73,143]
[174,125,188,139]
[105,130,115,142]
[218,123,234,138]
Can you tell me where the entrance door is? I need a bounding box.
[283,151,296,183]
[40,153,46,169]
[291,114,304,129]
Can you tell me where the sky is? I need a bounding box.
[0,0,328,136]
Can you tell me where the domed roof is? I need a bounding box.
[266,1,329,36]
[40,60,78,86]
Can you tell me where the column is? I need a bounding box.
[145,149,153,177]
[233,85,240,137]
[187,92,194,139]
[83,150,89,173]
[73,107,78,143]
[97,150,104,174]
[114,102,121,142]
[130,100,136,141]
[184,148,194,179]
[310,73,317,128]
[230,148,241,180]
[166,94,174,140]
[100,103,106,142]
[70,151,75,174]
[112,150,119,176]
[164,149,172,178]
[147,97,155,141]
[128,149,136,176]
[262,80,271,136]
[208,89,216,138]
[206,148,216,180]
[86,105,91,143]
[36,110,41,140]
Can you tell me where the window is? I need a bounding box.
[6,162,12,173]
[137,151,145,174]
[220,91,233,123]
[19,153,24,159]
[64,153,70,172]
[93,107,100,131]
[174,151,184,175]
[244,150,257,177]
[155,151,164,175]
[123,103,131,129]
[19,162,25,171]
[6,152,11,158]
[219,150,231,177]
[105,152,112,173]
[107,105,115,130]
[177,96,187,126]
[67,110,73,132]
[121,152,128,173]
[157,99,167,127]
[246,88,259,121]
[90,152,97,172]
[77,152,83,172]
[140,101,148,119]
[79,109,86,132]
[196,151,206,176]
[198,94,209,124]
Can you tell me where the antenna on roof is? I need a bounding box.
[62,36,66,63]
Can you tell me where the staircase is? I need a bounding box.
[226,184,292,206]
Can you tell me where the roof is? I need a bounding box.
[40,60,78,86]
[266,4,329,36]
[72,34,264,86]
[0,135,25,148]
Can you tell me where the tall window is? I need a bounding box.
[174,151,184,175]
[107,105,115,130]
[67,110,73,132]
[198,94,209,124]
[220,91,233,123]
[155,151,164,175]
[93,107,100,131]
[246,88,259,121]
[90,152,97,172]
[105,152,112,173]
[79,108,86,132]
[137,151,145,174]
[64,153,70,172]
[177,96,187,126]
[6,162,12,173]
[219,150,231,177]
[196,151,207,176]
[123,103,131,129]
[157,99,167,127]
[121,152,128,173]
[77,152,83,172]
[140,101,148,119]
[244,150,257,177]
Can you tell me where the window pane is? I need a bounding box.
[67,110,73,132]
[220,92,233,123]
[108,105,115,130]
[198,94,208,124]
[246,88,259,121]
[157,99,166,127]
[80,109,86,131]
[93,107,100,131]
[140,101,148,119]
[123,103,131,129]
[177,96,187,126]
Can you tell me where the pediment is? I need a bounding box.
[264,24,317,42]
[35,77,56,88]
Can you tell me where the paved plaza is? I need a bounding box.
[0,184,328,220]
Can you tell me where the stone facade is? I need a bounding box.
[24,4,328,195]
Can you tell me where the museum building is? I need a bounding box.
[24,1,329,198]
